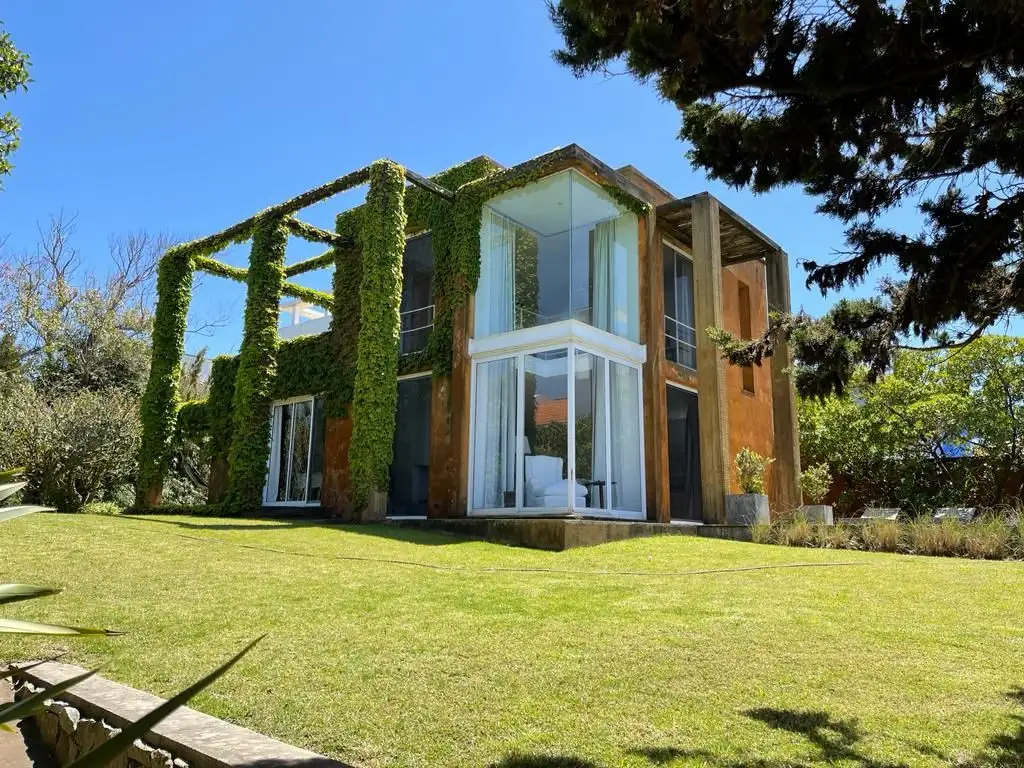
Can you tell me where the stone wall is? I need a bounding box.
[11,662,350,768]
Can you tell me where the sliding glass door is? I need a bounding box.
[264,395,326,505]
[470,343,644,517]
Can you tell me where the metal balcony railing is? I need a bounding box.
[665,314,697,370]
[400,304,434,355]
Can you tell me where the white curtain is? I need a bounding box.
[476,210,516,336]
[590,355,608,510]
[609,361,642,512]
[472,357,517,509]
[592,219,614,333]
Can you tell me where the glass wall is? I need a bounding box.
[667,385,702,521]
[664,243,697,370]
[400,233,434,355]
[475,170,640,342]
[389,376,432,516]
[470,344,643,516]
[265,395,326,504]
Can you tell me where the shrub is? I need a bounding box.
[859,520,903,552]
[778,514,815,547]
[80,501,121,516]
[817,521,857,550]
[962,516,1013,560]
[800,463,832,505]
[906,519,965,557]
[750,522,774,544]
[736,447,774,495]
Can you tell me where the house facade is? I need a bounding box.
[140,145,800,524]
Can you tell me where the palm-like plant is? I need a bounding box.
[0,468,260,767]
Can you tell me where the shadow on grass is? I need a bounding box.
[488,754,601,768]
[121,515,471,546]
[628,690,1024,767]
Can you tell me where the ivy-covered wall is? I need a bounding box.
[136,248,194,505]
[224,217,289,510]
[347,159,408,510]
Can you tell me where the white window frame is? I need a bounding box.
[263,394,323,507]
[467,320,646,520]
[663,239,697,371]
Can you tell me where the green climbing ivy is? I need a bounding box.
[136,247,194,504]
[348,159,408,509]
[175,399,209,443]
[224,216,289,511]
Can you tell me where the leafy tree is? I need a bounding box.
[0,21,29,185]
[800,336,1024,511]
[550,1,1024,396]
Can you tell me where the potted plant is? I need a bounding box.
[800,463,834,524]
[726,447,773,525]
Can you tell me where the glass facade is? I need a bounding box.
[265,395,326,504]
[475,170,640,342]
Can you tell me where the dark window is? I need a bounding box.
[400,233,434,355]
[663,244,696,370]
[667,386,702,521]
[738,282,755,393]
[389,376,432,516]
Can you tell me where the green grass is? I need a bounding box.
[2,514,1022,768]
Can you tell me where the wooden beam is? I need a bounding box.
[641,212,671,523]
[766,250,802,512]
[193,255,333,310]
[691,194,731,524]
[404,169,455,201]
[283,249,336,277]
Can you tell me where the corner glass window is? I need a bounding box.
[475,170,639,342]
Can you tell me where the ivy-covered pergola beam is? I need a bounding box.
[169,166,373,263]
[193,254,333,310]
[404,169,454,202]
[283,249,337,277]
[282,216,353,247]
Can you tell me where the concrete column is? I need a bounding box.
[766,249,802,511]
[691,194,731,524]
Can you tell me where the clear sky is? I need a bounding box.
[3,1,1016,357]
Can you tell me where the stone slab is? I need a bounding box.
[11,664,350,768]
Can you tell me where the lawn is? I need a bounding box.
[1,514,1022,768]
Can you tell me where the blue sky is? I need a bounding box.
[3,2,1015,357]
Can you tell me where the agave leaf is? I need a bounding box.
[0,618,122,636]
[0,667,96,725]
[0,482,26,504]
[0,505,52,523]
[0,584,62,605]
[68,636,265,768]
[0,658,57,681]
[0,468,25,484]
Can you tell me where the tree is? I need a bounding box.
[800,336,1024,512]
[550,1,1024,397]
[0,21,30,185]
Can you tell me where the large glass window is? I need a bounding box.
[664,243,697,370]
[389,375,432,516]
[475,170,640,342]
[400,233,434,355]
[265,395,326,504]
[470,344,644,516]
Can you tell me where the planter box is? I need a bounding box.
[801,504,834,525]
[725,493,770,525]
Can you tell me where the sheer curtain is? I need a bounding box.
[476,210,516,337]
[472,357,517,509]
[592,219,614,333]
[609,361,642,512]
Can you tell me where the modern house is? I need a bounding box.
[138,145,801,525]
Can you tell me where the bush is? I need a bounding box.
[750,522,774,544]
[860,520,903,552]
[800,463,832,505]
[817,521,857,549]
[736,447,773,495]
[778,514,815,547]
[80,501,122,516]
[906,519,965,557]
[961,516,1013,559]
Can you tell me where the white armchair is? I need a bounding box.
[524,455,588,508]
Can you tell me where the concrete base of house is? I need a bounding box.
[725,494,770,525]
[387,516,753,551]
[801,504,834,524]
